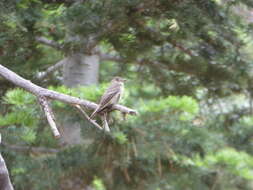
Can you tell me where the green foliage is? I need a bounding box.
[1,88,38,127]
[112,131,128,145]
[20,128,36,144]
[1,0,253,190]
[239,116,253,126]
[3,88,35,106]
[1,84,253,190]
[141,95,199,121]
[0,89,39,145]
[0,109,36,127]
[195,148,253,180]
[92,177,106,190]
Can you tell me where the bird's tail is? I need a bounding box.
[90,107,99,119]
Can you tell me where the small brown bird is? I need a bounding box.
[90,76,126,119]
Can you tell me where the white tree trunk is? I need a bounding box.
[61,53,100,145]
[63,53,99,87]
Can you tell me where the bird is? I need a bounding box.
[90,76,126,119]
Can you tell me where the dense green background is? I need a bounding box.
[1,0,253,189]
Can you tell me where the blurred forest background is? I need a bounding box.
[1,0,253,189]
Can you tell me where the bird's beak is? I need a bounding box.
[122,79,127,82]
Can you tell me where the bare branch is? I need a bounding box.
[74,105,103,130]
[37,59,67,80]
[38,96,60,138]
[0,64,137,136]
[0,153,14,190]
[0,136,14,190]
[36,36,62,50]
[0,64,136,114]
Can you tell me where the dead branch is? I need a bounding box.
[74,105,103,130]
[36,36,63,50]
[37,58,67,80]
[0,136,14,190]
[0,64,137,137]
[0,154,14,190]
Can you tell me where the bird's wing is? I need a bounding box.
[97,82,121,112]
[90,83,121,119]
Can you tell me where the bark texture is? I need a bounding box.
[63,53,99,87]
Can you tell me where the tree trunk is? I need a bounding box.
[63,53,99,87]
[61,53,100,145]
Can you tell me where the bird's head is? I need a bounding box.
[112,76,127,83]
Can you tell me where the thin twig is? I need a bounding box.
[122,168,131,183]
[157,156,162,177]
[74,105,103,130]
[132,139,138,157]
[37,58,67,80]
[35,36,62,50]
